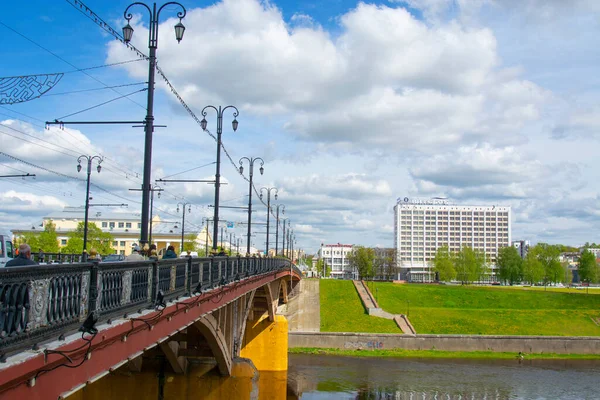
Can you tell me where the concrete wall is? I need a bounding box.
[289,332,600,354]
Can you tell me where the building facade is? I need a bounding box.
[394,198,511,282]
[512,240,531,259]
[12,207,211,256]
[318,243,355,279]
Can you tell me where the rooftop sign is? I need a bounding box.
[396,197,450,205]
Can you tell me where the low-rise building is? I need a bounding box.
[318,243,355,279]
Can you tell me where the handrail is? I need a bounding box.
[0,255,295,360]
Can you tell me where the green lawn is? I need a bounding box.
[320,280,600,336]
[373,282,600,336]
[320,279,399,333]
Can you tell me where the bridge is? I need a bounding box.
[0,256,301,399]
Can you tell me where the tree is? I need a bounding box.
[578,249,598,284]
[374,249,396,281]
[522,252,544,285]
[183,233,198,253]
[63,222,114,255]
[432,245,456,282]
[531,243,562,285]
[15,232,40,251]
[496,246,523,285]
[454,246,486,284]
[38,220,59,253]
[347,246,375,280]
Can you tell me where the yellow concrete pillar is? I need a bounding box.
[240,314,288,371]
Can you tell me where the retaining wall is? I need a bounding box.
[289,332,600,354]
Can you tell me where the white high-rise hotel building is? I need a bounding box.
[394,198,511,282]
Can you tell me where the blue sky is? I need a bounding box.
[2,0,600,254]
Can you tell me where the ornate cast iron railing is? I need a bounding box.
[0,256,294,359]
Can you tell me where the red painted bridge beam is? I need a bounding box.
[0,269,301,400]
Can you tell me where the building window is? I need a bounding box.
[102,222,108,228]
[120,241,126,246]
[109,222,115,228]
[113,241,118,246]
[120,250,125,255]
[61,239,67,245]
[118,222,124,228]
[126,222,132,228]
[138,223,141,228]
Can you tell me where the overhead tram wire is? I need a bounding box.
[44,82,147,97]
[54,88,147,120]
[67,0,280,218]
[0,151,141,206]
[0,20,146,110]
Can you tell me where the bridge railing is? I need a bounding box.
[0,255,293,359]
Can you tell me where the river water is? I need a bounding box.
[286,354,600,400]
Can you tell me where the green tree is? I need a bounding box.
[496,246,523,285]
[183,233,198,253]
[63,222,114,255]
[522,252,544,284]
[38,220,59,253]
[578,249,598,284]
[16,232,40,251]
[454,246,487,284]
[531,243,562,285]
[347,246,375,280]
[374,249,396,280]
[432,245,456,282]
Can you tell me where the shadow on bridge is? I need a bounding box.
[0,255,301,400]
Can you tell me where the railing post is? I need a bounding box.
[88,262,99,315]
[186,256,192,295]
[151,260,159,306]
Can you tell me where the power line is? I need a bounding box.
[56,87,147,120]
[0,20,146,110]
[45,82,147,96]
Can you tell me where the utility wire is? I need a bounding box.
[45,82,147,96]
[56,87,147,120]
[0,20,146,110]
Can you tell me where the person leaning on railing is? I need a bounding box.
[5,243,38,267]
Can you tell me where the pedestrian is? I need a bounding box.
[125,244,145,261]
[162,245,177,259]
[6,243,38,267]
[38,248,45,263]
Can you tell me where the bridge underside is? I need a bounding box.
[0,270,300,400]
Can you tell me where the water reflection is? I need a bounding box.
[287,354,600,400]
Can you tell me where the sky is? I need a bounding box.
[1,0,600,255]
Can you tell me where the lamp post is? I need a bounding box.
[259,187,278,257]
[177,202,191,254]
[281,218,290,257]
[77,155,103,261]
[122,1,186,248]
[149,184,163,245]
[202,217,211,256]
[201,105,239,251]
[274,204,285,256]
[239,157,264,255]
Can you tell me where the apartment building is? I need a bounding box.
[512,240,531,259]
[318,243,355,279]
[394,198,511,282]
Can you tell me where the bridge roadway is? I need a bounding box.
[0,256,301,399]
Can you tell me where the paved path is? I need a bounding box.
[280,279,320,332]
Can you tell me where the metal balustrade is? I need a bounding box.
[0,256,295,359]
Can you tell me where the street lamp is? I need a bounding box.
[239,157,264,255]
[202,217,211,256]
[77,155,103,261]
[281,218,290,257]
[149,184,163,245]
[122,1,186,248]
[177,202,191,254]
[201,105,239,250]
[274,204,285,256]
[259,187,278,257]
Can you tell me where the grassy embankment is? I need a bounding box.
[321,279,600,336]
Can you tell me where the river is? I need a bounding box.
[285,354,600,399]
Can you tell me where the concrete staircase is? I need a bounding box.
[353,280,416,335]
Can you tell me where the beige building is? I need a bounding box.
[12,207,212,256]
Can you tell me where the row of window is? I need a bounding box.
[401,211,509,216]
[101,221,141,229]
